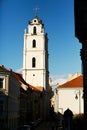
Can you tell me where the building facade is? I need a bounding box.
[0,65,44,129]
[0,65,20,130]
[50,88,59,113]
[23,16,49,90]
[57,74,84,114]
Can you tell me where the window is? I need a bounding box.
[0,78,4,89]
[32,57,36,68]
[32,40,36,48]
[34,20,36,22]
[0,77,5,89]
[33,26,36,34]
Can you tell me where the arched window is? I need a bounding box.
[32,57,36,68]
[32,39,36,48]
[33,26,36,34]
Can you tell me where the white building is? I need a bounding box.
[57,73,84,114]
[22,16,51,120]
[23,16,49,90]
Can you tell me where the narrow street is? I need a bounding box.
[35,121,63,130]
[35,121,50,130]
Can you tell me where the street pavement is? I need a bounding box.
[35,121,51,130]
[35,121,62,130]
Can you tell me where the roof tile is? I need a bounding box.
[58,75,83,88]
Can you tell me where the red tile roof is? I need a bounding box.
[58,75,83,88]
[13,73,44,92]
[0,65,43,92]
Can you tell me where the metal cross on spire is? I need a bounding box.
[33,7,39,16]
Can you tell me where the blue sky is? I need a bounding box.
[0,0,82,85]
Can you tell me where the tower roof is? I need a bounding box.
[28,16,43,25]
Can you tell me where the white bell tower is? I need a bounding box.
[23,16,49,90]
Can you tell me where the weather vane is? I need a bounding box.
[33,7,39,16]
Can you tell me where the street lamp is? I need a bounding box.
[75,89,83,113]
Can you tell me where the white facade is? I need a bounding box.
[23,16,49,90]
[58,87,84,114]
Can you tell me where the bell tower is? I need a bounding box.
[23,16,49,90]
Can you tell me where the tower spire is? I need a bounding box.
[33,7,39,16]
